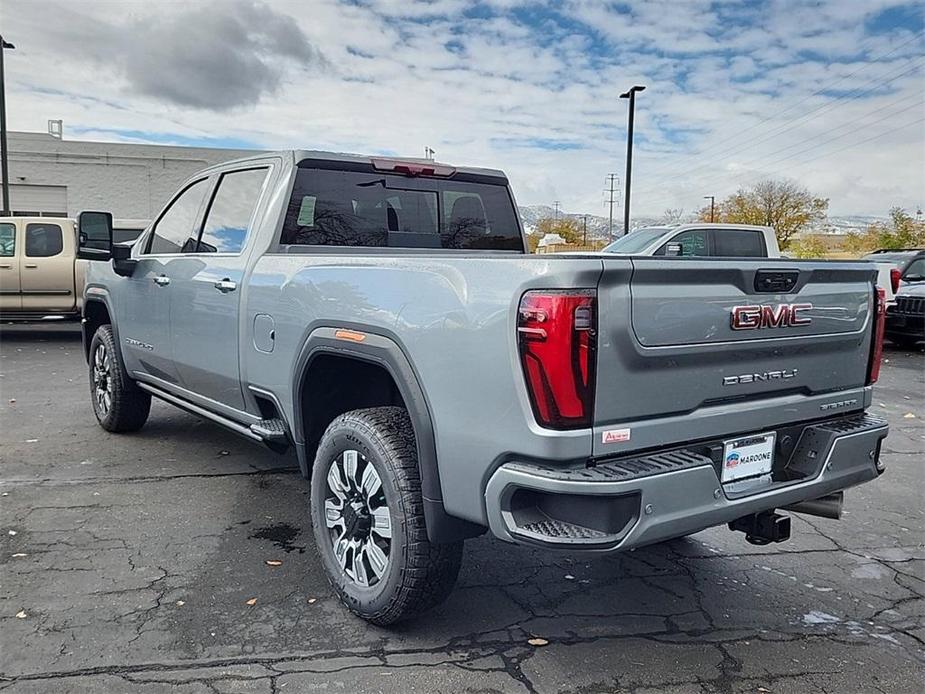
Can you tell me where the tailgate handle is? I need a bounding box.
[754,270,799,293]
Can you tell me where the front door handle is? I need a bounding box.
[214,279,237,293]
[0,264,11,269]
[153,275,170,287]
[24,263,38,269]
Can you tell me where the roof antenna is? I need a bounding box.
[47,119,63,139]
[424,146,435,161]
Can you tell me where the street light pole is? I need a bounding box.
[704,195,715,223]
[0,36,14,216]
[619,85,645,236]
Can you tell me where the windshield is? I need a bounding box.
[901,257,925,281]
[601,227,669,254]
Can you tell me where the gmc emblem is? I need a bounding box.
[730,303,812,330]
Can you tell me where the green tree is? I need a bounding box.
[789,235,828,258]
[697,179,828,250]
[841,208,925,255]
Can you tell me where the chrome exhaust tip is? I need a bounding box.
[784,491,844,520]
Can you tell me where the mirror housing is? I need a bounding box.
[76,211,113,261]
[665,242,683,257]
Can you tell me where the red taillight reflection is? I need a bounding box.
[890,268,901,295]
[868,287,886,384]
[517,290,596,429]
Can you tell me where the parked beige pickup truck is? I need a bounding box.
[0,216,147,321]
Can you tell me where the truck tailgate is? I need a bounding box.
[593,258,877,456]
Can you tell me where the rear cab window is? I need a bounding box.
[712,229,766,257]
[279,162,524,251]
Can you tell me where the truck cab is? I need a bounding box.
[0,216,81,320]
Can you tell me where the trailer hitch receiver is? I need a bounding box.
[729,511,791,546]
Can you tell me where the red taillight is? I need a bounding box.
[517,290,596,429]
[868,287,886,384]
[890,268,901,295]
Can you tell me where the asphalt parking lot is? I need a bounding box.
[0,324,922,693]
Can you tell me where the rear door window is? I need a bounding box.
[712,229,766,257]
[198,168,269,253]
[0,223,15,257]
[25,223,64,257]
[280,166,523,250]
[146,179,210,254]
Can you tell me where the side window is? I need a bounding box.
[146,179,210,255]
[25,223,64,257]
[656,229,708,256]
[198,168,269,253]
[713,230,765,257]
[0,223,15,257]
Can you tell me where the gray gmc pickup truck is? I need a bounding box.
[76,150,889,625]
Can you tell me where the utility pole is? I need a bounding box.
[0,36,14,216]
[619,85,645,236]
[553,200,560,221]
[424,146,435,161]
[582,215,588,245]
[704,195,715,223]
[605,173,618,241]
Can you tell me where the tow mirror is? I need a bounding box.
[665,242,683,257]
[76,211,113,261]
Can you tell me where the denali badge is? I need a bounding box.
[723,369,798,386]
[731,303,812,330]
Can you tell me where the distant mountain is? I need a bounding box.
[518,205,887,238]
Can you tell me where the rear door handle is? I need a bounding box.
[153,275,170,286]
[24,263,38,269]
[214,279,237,293]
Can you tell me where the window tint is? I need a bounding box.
[0,223,14,257]
[713,230,765,257]
[198,168,269,253]
[147,179,209,254]
[25,223,64,257]
[280,167,523,250]
[113,228,145,244]
[902,257,925,279]
[656,229,708,256]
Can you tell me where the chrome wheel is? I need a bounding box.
[92,342,114,417]
[323,449,392,587]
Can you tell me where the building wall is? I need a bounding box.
[4,132,263,219]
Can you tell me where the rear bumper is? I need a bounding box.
[484,413,888,550]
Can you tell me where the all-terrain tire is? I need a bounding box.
[310,406,463,625]
[88,325,151,432]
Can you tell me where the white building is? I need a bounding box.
[3,130,262,219]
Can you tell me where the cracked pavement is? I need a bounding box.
[1,324,922,693]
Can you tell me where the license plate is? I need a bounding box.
[722,432,775,483]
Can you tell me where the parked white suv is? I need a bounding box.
[602,223,780,257]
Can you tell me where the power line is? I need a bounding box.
[643,90,923,198]
[638,32,924,182]
[635,58,924,195]
[604,173,619,241]
[641,116,925,212]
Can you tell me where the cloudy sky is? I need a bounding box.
[4,0,924,217]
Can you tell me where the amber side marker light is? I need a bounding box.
[335,329,367,343]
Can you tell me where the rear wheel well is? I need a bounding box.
[299,354,409,467]
[83,300,112,361]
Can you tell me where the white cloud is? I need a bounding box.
[3,0,923,217]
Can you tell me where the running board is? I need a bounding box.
[250,418,289,444]
[136,382,264,443]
